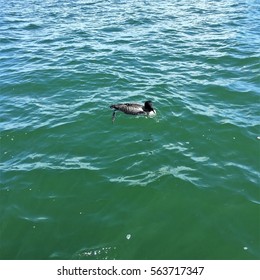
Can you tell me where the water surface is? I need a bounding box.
[0,0,260,259]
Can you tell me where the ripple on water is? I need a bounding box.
[20,215,51,223]
[72,246,118,260]
[110,165,199,187]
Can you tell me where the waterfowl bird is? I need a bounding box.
[110,100,156,122]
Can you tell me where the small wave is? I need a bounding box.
[162,142,188,153]
[110,165,198,187]
[100,26,124,33]
[20,215,51,223]
[73,246,117,260]
[248,198,260,205]
[84,0,106,6]
[24,23,42,30]
[1,156,101,172]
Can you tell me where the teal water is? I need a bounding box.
[0,0,260,260]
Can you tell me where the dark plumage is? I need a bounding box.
[110,101,156,122]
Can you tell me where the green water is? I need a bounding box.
[0,0,260,260]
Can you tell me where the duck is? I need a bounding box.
[110,100,156,122]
